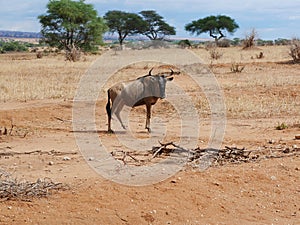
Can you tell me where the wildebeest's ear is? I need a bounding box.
[167,77,174,81]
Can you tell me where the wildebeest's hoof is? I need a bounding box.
[107,129,114,134]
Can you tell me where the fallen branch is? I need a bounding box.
[151,141,189,159]
[0,149,78,157]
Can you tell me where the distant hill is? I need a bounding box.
[0,30,41,39]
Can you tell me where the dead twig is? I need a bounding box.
[9,120,14,136]
[53,117,72,123]
[151,141,189,159]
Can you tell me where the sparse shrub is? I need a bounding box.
[209,47,223,60]
[148,40,169,49]
[243,29,257,49]
[257,39,273,46]
[65,45,81,62]
[178,39,192,48]
[217,39,230,47]
[36,51,43,59]
[230,63,245,73]
[205,41,216,50]
[289,38,300,63]
[256,52,264,59]
[274,38,290,45]
[276,122,288,130]
[231,38,241,46]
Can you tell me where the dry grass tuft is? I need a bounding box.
[289,38,300,63]
[243,29,257,49]
[230,63,245,73]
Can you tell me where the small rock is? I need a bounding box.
[270,176,277,180]
[283,148,290,153]
[48,161,54,165]
[292,144,298,149]
[88,157,95,161]
[295,134,300,140]
[7,206,12,210]
[213,182,220,186]
[269,139,275,144]
[63,156,71,161]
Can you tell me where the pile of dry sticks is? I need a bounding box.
[112,141,299,166]
[0,170,67,201]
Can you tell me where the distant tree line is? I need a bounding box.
[0,31,41,39]
[0,0,298,61]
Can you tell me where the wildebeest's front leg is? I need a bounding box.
[106,90,113,133]
[145,103,152,133]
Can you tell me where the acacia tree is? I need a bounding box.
[38,0,107,53]
[104,10,145,47]
[139,10,176,40]
[185,15,239,43]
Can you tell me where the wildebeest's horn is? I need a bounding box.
[170,69,174,75]
[149,68,154,76]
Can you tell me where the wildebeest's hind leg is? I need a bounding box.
[145,103,152,133]
[112,99,126,130]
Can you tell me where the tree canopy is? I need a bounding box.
[185,15,239,42]
[139,10,176,40]
[104,10,145,46]
[38,0,107,52]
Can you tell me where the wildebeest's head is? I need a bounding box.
[140,68,177,99]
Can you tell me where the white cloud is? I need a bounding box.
[289,15,300,20]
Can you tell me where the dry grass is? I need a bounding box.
[192,45,291,64]
[191,46,300,119]
[0,46,299,120]
[0,53,98,102]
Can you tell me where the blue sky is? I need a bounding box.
[0,0,299,40]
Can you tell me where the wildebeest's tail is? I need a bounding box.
[106,90,111,119]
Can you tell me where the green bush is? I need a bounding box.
[274,38,290,45]
[178,39,192,48]
[275,122,288,130]
[0,40,29,53]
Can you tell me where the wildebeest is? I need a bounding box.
[106,68,179,133]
